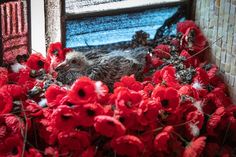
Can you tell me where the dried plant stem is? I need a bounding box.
[187,36,223,60]
[154,48,171,57]
[31,48,40,53]
[222,121,231,146]
[172,131,189,145]
[151,127,164,133]
[21,103,28,157]
[173,119,194,127]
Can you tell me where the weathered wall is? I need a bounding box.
[0,0,29,64]
[195,0,236,102]
[44,0,62,47]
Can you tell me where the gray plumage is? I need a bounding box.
[55,47,148,88]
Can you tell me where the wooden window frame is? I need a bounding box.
[45,0,194,49]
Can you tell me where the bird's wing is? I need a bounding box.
[87,56,143,88]
[56,70,82,85]
[84,49,109,62]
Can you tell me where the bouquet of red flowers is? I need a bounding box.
[0,20,235,157]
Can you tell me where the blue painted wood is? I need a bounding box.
[66,6,183,48]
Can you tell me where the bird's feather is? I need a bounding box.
[56,47,148,88]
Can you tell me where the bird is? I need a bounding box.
[55,47,148,88]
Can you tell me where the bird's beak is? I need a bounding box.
[55,61,69,71]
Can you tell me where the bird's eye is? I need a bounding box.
[71,59,77,64]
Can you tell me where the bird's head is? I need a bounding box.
[55,51,90,72]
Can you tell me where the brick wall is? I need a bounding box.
[195,0,236,102]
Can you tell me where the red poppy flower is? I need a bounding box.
[112,87,142,112]
[0,84,26,100]
[7,72,19,84]
[68,77,97,104]
[81,147,95,157]
[177,20,206,52]
[209,75,225,89]
[178,102,197,122]
[193,68,209,86]
[45,84,67,107]
[47,42,65,60]
[139,99,161,126]
[177,20,198,34]
[0,67,8,87]
[203,96,218,115]
[186,111,204,137]
[58,95,76,108]
[14,67,37,91]
[136,131,155,157]
[192,68,209,97]
[47,42,72,71]
[58,130,90,155]
[207,107,225,136]
[24,148,42,157]
[210,88,231,108]
[153,44,171,59]
[0,91,13,114]
[183,136,206,157]
[142,83,154,97]
[50,105,79,134]
[158,109,181,125]
[0,135,23,157]
[205,64,218,79]
[26,53,50,71]
[203,87,231,114]
[204,143,220,157]
[151,57,164,68]
[171,38,180,47]
[144,52,163,71]
[23,99,43,117]
[180,50,200,68]
[152,66,180,88]
[44,147,59,157]
[152,86,179,111]
[205,143,234,157]
[37,108,57,145]
[221,147,235,157]
[0,114,24,141]
[182,27,206,52]
[178,85,199,101]
[111,135,144,157]
[154,126,173,152]
[94,115,126,137]
[114,75,143,91]
[75,103,104,127]
[115,109,145,131]
[94,81,109,100]
[144,52,152,72]
[179,85,198,100]
[225,106,236,133]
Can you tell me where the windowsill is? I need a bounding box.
[66,0,186,16]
